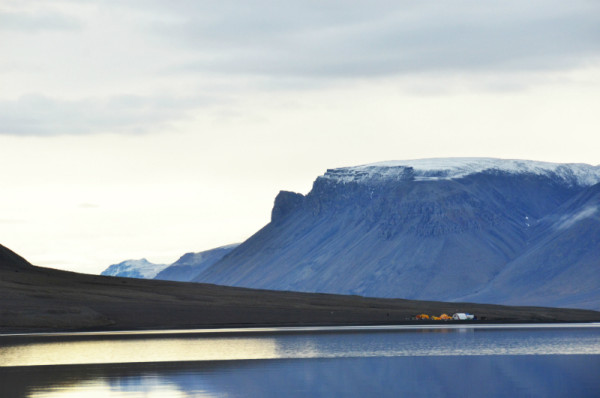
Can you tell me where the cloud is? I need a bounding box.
[2,0,599,137]
[144,0,600,78]
[78,203,100,209]
[0,9,81,32]
[0,94,215,136]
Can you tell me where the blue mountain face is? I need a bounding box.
[459,183,600,309]
[194,158,600,310]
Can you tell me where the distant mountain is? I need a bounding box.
[100,244,239,281]
[155,244,240,282]
[101,258,168,279]
[194,158,600,310]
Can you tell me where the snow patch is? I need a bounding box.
[556,206,599,230]
[322,158,600,186]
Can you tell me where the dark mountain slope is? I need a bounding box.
[0,243,32,270]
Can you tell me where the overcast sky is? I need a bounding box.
[1,0,599,273]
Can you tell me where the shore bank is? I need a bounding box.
[2,262,600,334]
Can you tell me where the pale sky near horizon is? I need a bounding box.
[1,0,599,273]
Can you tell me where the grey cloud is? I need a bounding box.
[143,0,600,78]
[0,9,82,32]
[0,94,215,136]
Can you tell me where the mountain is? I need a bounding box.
[100,244,240,281]
[460,182,600,309]
[7,243,596,333]
[0,243,32,270]
[101,258,168,279]
[154,244,239,282]
[194,158,600,310]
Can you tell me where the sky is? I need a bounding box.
[1,0,600,274]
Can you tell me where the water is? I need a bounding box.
[1,324,599,397]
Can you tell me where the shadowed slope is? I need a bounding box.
[2,245,599,333]
[0,244,32,270]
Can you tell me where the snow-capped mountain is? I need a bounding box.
[154,244,240,282]
[323,158,600,185]
[101,258,168,279]
[194,158,600,310]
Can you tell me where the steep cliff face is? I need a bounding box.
[195,158,600,309]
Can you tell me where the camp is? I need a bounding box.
[452,313,475,320]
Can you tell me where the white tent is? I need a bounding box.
[452,313,475,320]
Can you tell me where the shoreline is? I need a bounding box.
[3,321,600,340]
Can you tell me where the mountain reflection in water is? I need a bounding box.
[3,355,599,398]
[1,326,599,397]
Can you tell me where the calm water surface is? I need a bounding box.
[1,324,599,397]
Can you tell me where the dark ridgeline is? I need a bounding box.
[193,159,600,310]
[0,243,32,270]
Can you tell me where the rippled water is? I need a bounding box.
[1,324,599,397]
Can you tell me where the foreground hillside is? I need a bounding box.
[194,158,600,310]
[1,244,598,333]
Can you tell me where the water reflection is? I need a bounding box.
[0,337,279,367]
[2,355,599,398]
[1,326,599,397]
[2,327,599,367]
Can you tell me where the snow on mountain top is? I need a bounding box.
[101,258,168,279]
[322,158,600,186]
